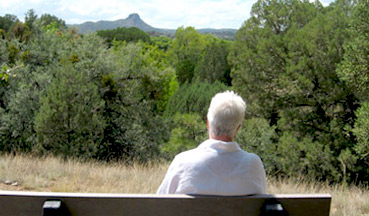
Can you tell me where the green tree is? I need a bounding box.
[230,0,359,183]
[162,113,207,158]
[24,9,38,31]
[0,65,17,109]
[274,131,340,181]
[11,21,32,42]
[194,36,232,85]
[170,26,206,84]
[97,27,151,47]
[40,14,66,29]
[0,14,19,32]
[151,36,173,51]
[351,102,369,184]
[278,3,356,151]
[0,39,7,63]
[137,42,178,113]
[0,26,106,155]
[235,118,277,175]
[0,65,42,152]
[331,0,369,183]
[165,81,228,119]
[35,64,105,158]
[96,41,173,161]
[110,41,178,112]
[337,0,369,100]
[229,0,323,120]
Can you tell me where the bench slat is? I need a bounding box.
[0,191,331,216]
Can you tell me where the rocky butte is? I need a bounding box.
[70,13,237,39]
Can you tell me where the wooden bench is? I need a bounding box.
[0,191,331,216]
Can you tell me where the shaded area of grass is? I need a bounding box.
[0,154,368,215]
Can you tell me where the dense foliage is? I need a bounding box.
[0,1,368,185]
[97,27,151,47]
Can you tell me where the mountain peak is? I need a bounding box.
[127,13,140,20]
[71,13,236,39]
[122,13,153,31]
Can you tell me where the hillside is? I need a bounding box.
[70,13,237,39]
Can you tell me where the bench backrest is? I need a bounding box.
[0,191,331,216]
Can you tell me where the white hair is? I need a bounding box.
[207,91,246,138]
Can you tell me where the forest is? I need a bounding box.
[0,0,368,186]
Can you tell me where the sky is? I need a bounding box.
[0,0,335,29]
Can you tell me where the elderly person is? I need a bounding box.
[157,91,266,195]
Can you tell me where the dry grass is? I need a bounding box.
[0,154,368,216]
[268,176,369,216]
[0,154,166,193]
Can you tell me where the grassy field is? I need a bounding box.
[0,154,368,216]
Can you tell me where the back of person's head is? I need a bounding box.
[207,91,246,139]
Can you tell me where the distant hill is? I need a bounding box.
[70,13,237,39]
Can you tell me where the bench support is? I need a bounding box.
[43,200,70,216]
[262,199,288,216]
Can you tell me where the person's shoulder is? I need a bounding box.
[170,145,209,170]
[240,149,263,163]
[166,148,198,173]
[247,151,261,159]
[174,147,199,161]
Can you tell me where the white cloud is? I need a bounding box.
[0,0,19,8]
[57,0,139,22]
[28,0,47,3]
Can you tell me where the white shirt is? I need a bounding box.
[157,139,267,195]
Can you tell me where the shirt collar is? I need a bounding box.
[198,139,242,153]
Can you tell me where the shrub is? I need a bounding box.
[161,113,207,159]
